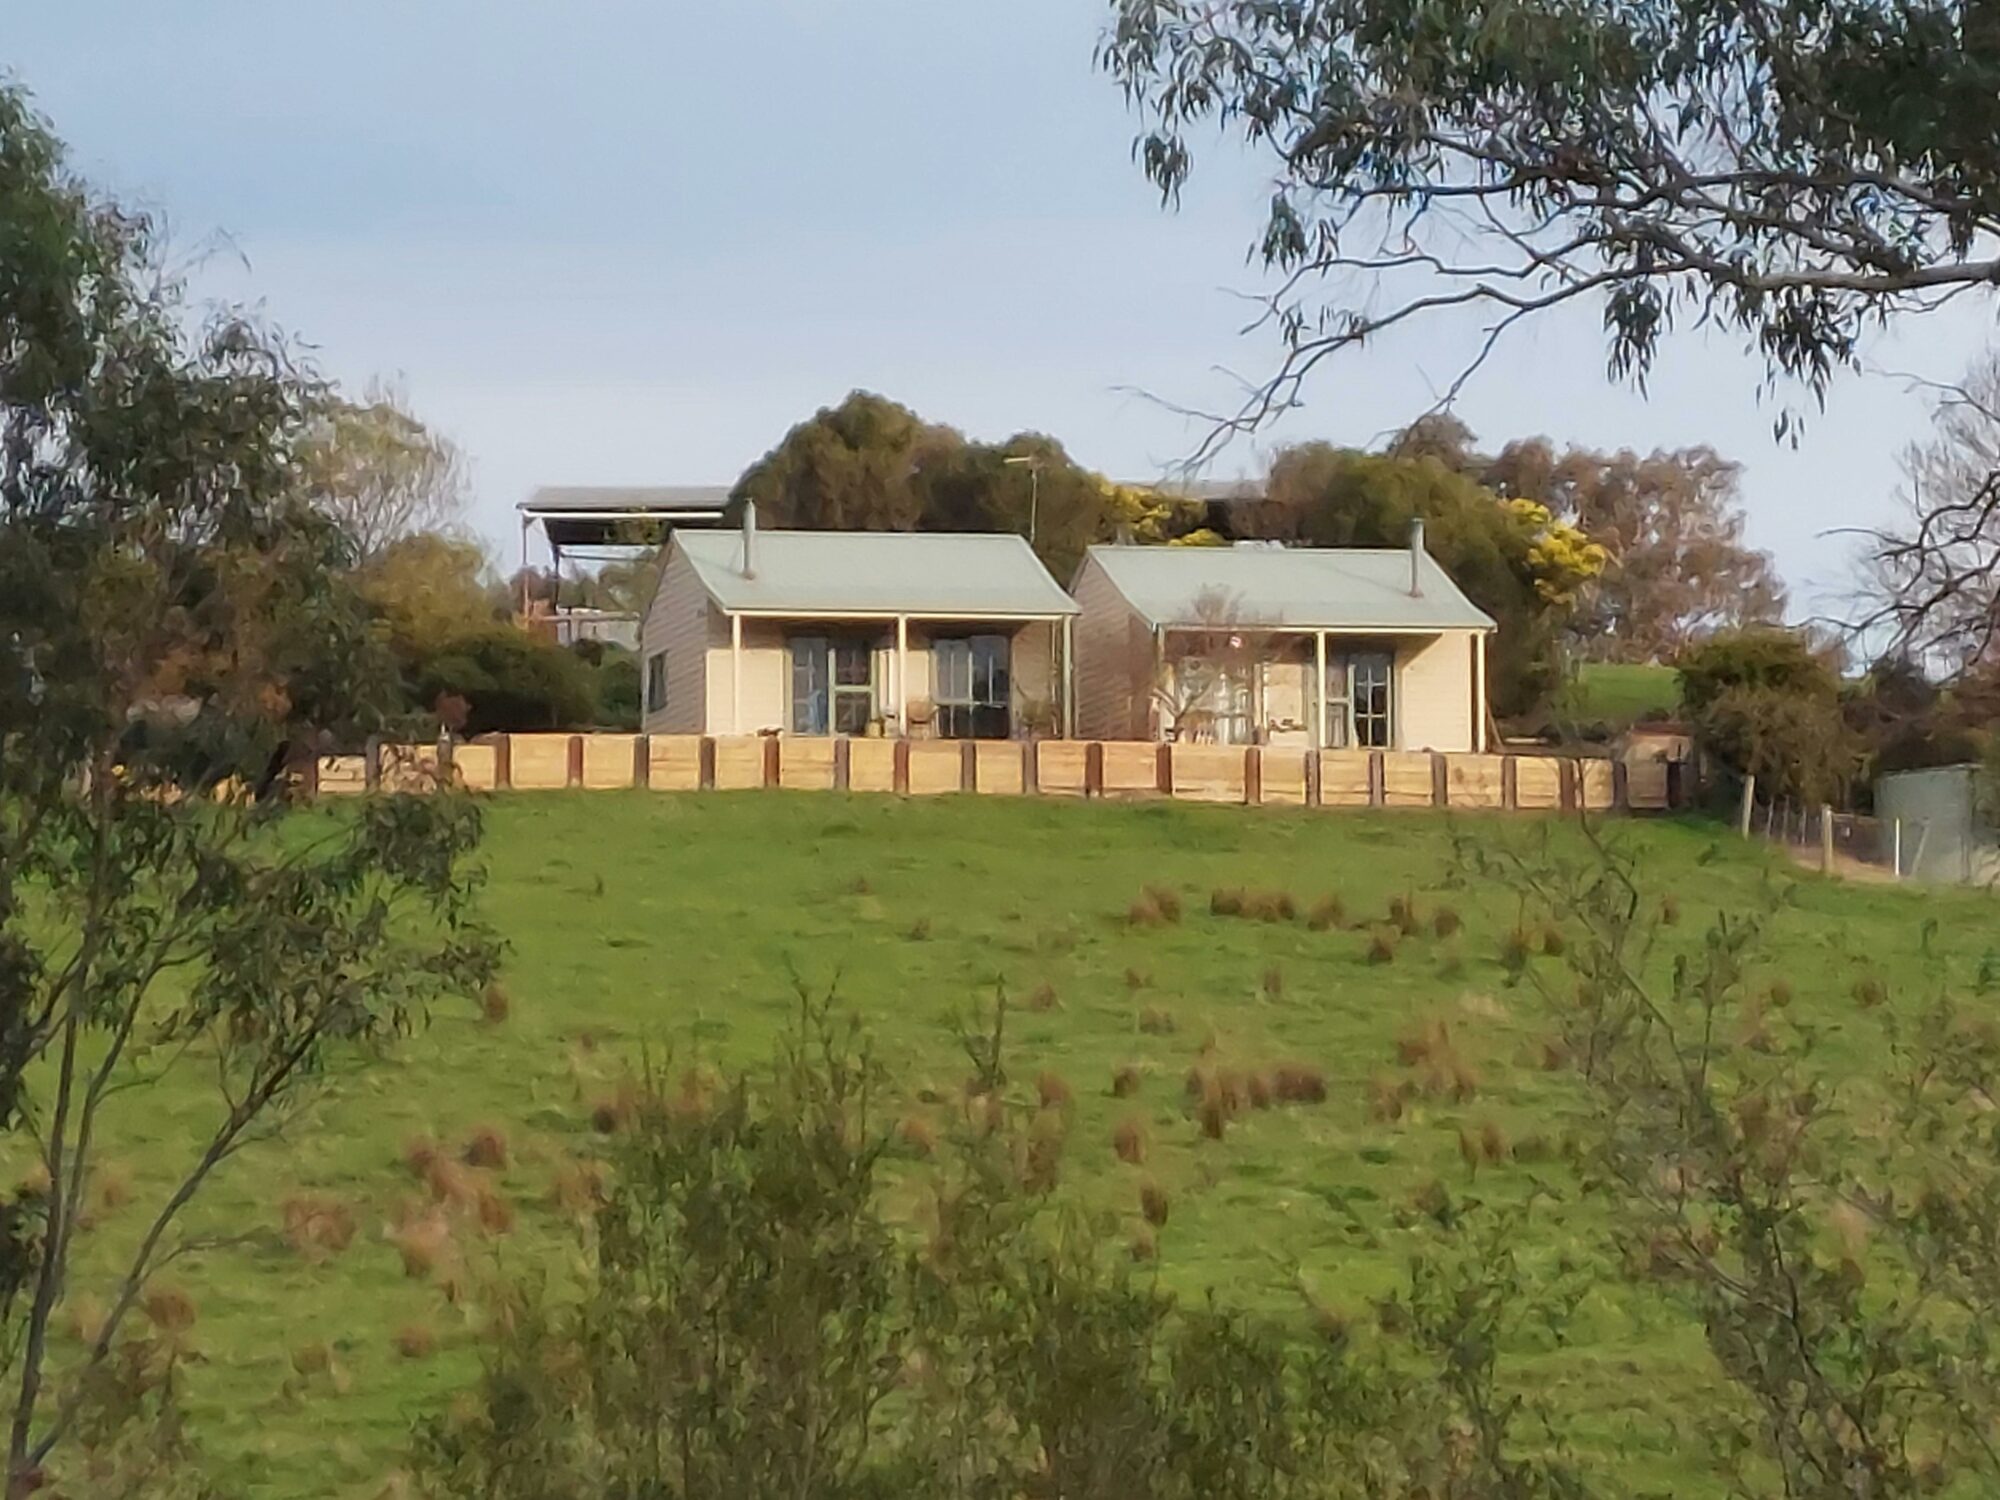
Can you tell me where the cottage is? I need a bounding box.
[1069,523,1496,752]
[639,508,1080,739]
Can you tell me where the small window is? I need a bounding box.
[933,635,1011,739]
[645,651,668,714]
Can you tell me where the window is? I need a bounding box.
[1324,650,1394,748]
[1175,658,1254,745]
[645,652,668,715]
[933,635,1011,739]
[789,636,875,735]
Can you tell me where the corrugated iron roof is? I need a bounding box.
[675,529,1079,617]
[1080,544,1495,631]
[520,485,732,514]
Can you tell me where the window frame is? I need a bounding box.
[1324,647,1396,750]
[788,634,877,736]
[932,634,1012,740]
[645,651,668,716]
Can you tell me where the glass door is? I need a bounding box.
[1325,649,1394,748]
[933,635,1012,739]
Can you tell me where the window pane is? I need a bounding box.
[833,688,872,735]
[934,640,971,704]
[789,637,829,735]
[832,639,871,687]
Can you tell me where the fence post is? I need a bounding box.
[697,736,717,791]
[1500,755,1518,812]
[565,735,584,789]
[1820,804,1834,873]
[297,745,320,801]
[1738,774,1756,838]
[1892,817,1903,881]
[1430,752,1448,808]
[1610,759,1630,811]
[1156,742,1174,797]
[893,738,912,795]
[1084,741,1105,798]
[363,735,382,794]
[1244,746,1263,806]
[1558,758,1577,813]
[633,734,650,789]
[763,735,781,788]
[833,737,852,792]
[960,740,977,794]
[1367,750,1385,808]
[1022,739,1040,795]
[493,734,512,791]
[1304,748,1322,808]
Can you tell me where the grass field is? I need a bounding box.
[1568,662,1681,726]
[40,792,1999,1496]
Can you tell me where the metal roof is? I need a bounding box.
[674,529,1080,617]
[1079,544,1496,631]
[520,486,731,550]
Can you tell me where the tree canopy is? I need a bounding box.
[732,391,1212,578]
[297,381,467,563]
[1101,0,2000,443]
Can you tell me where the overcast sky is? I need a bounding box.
[10,0,1997,613]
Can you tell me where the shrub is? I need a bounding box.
[1113,1118,1147,1165]
[463,1124,510,1170]
[1307,894,1345,931]
[1110,1063,1142,1098]
[412,625,597,734]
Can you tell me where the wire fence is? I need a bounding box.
[1743,791,1914,881]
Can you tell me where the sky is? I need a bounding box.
[9,0,1997,618]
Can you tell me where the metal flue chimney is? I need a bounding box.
[741,499,758,580]
[1408,516,1425,596]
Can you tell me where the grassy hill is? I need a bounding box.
[1567,662,1681,726]
[37,792,1996,1496]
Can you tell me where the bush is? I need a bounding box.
[411,626,597,734]
[1678,628,1862,803]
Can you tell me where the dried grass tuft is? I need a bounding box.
[1245,1071,1273,1110]
[141,1283,197,1334]
[1037,1071,1074,1112]
[479,982,511,1025]
[898,1115,939,1157]
[387,1209,454,1280]
[1138,1006,1176,1036]
[1365,928,1399,965]
[1139,1180,1171,1227]
[907,916,933,942]
[1129,1226,1159,1261]
[1538,924,1567,957]
[1387,893,1420,937]
[1113,1117,1147,1165]
[1270,1062,1328,1104]
[1123,966,1150,991]
[1366,1075,1411,1123]
[1478,1120,1508,1164]
[94,1162,133,1213]
[549,1157,607,1216]
[1767,977,1795,1008]
[393,1323,437,1361]
[1209,887,1245,918]
[1660,894,1682,926]
[1853,975,1889,1008]
[1307,894,1345,932]
[282,1192,357,1261]
[474,1183,516,1236]
[1432,906,1463,939]
[1143,885,1184,924]
[1261,965,1284,999]
[1110,1063,1143,1098]
[1024,981,1060,1013]
[462,1124,509,1170]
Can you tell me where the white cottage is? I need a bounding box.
[1069,522,1497,752]
[639,508,1080,740]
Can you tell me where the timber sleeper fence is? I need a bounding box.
[301,734,1680,814]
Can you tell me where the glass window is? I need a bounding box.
[1323,650,1393,748]
[789,636,830,735]
[645,652,668,715]
[1349,651,1394,748]
[933,635,1011,739]
[831,640,874,735]
[790,636,875,736]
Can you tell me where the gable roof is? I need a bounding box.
[671,529,1079,617]
[1079,544,1495,632]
